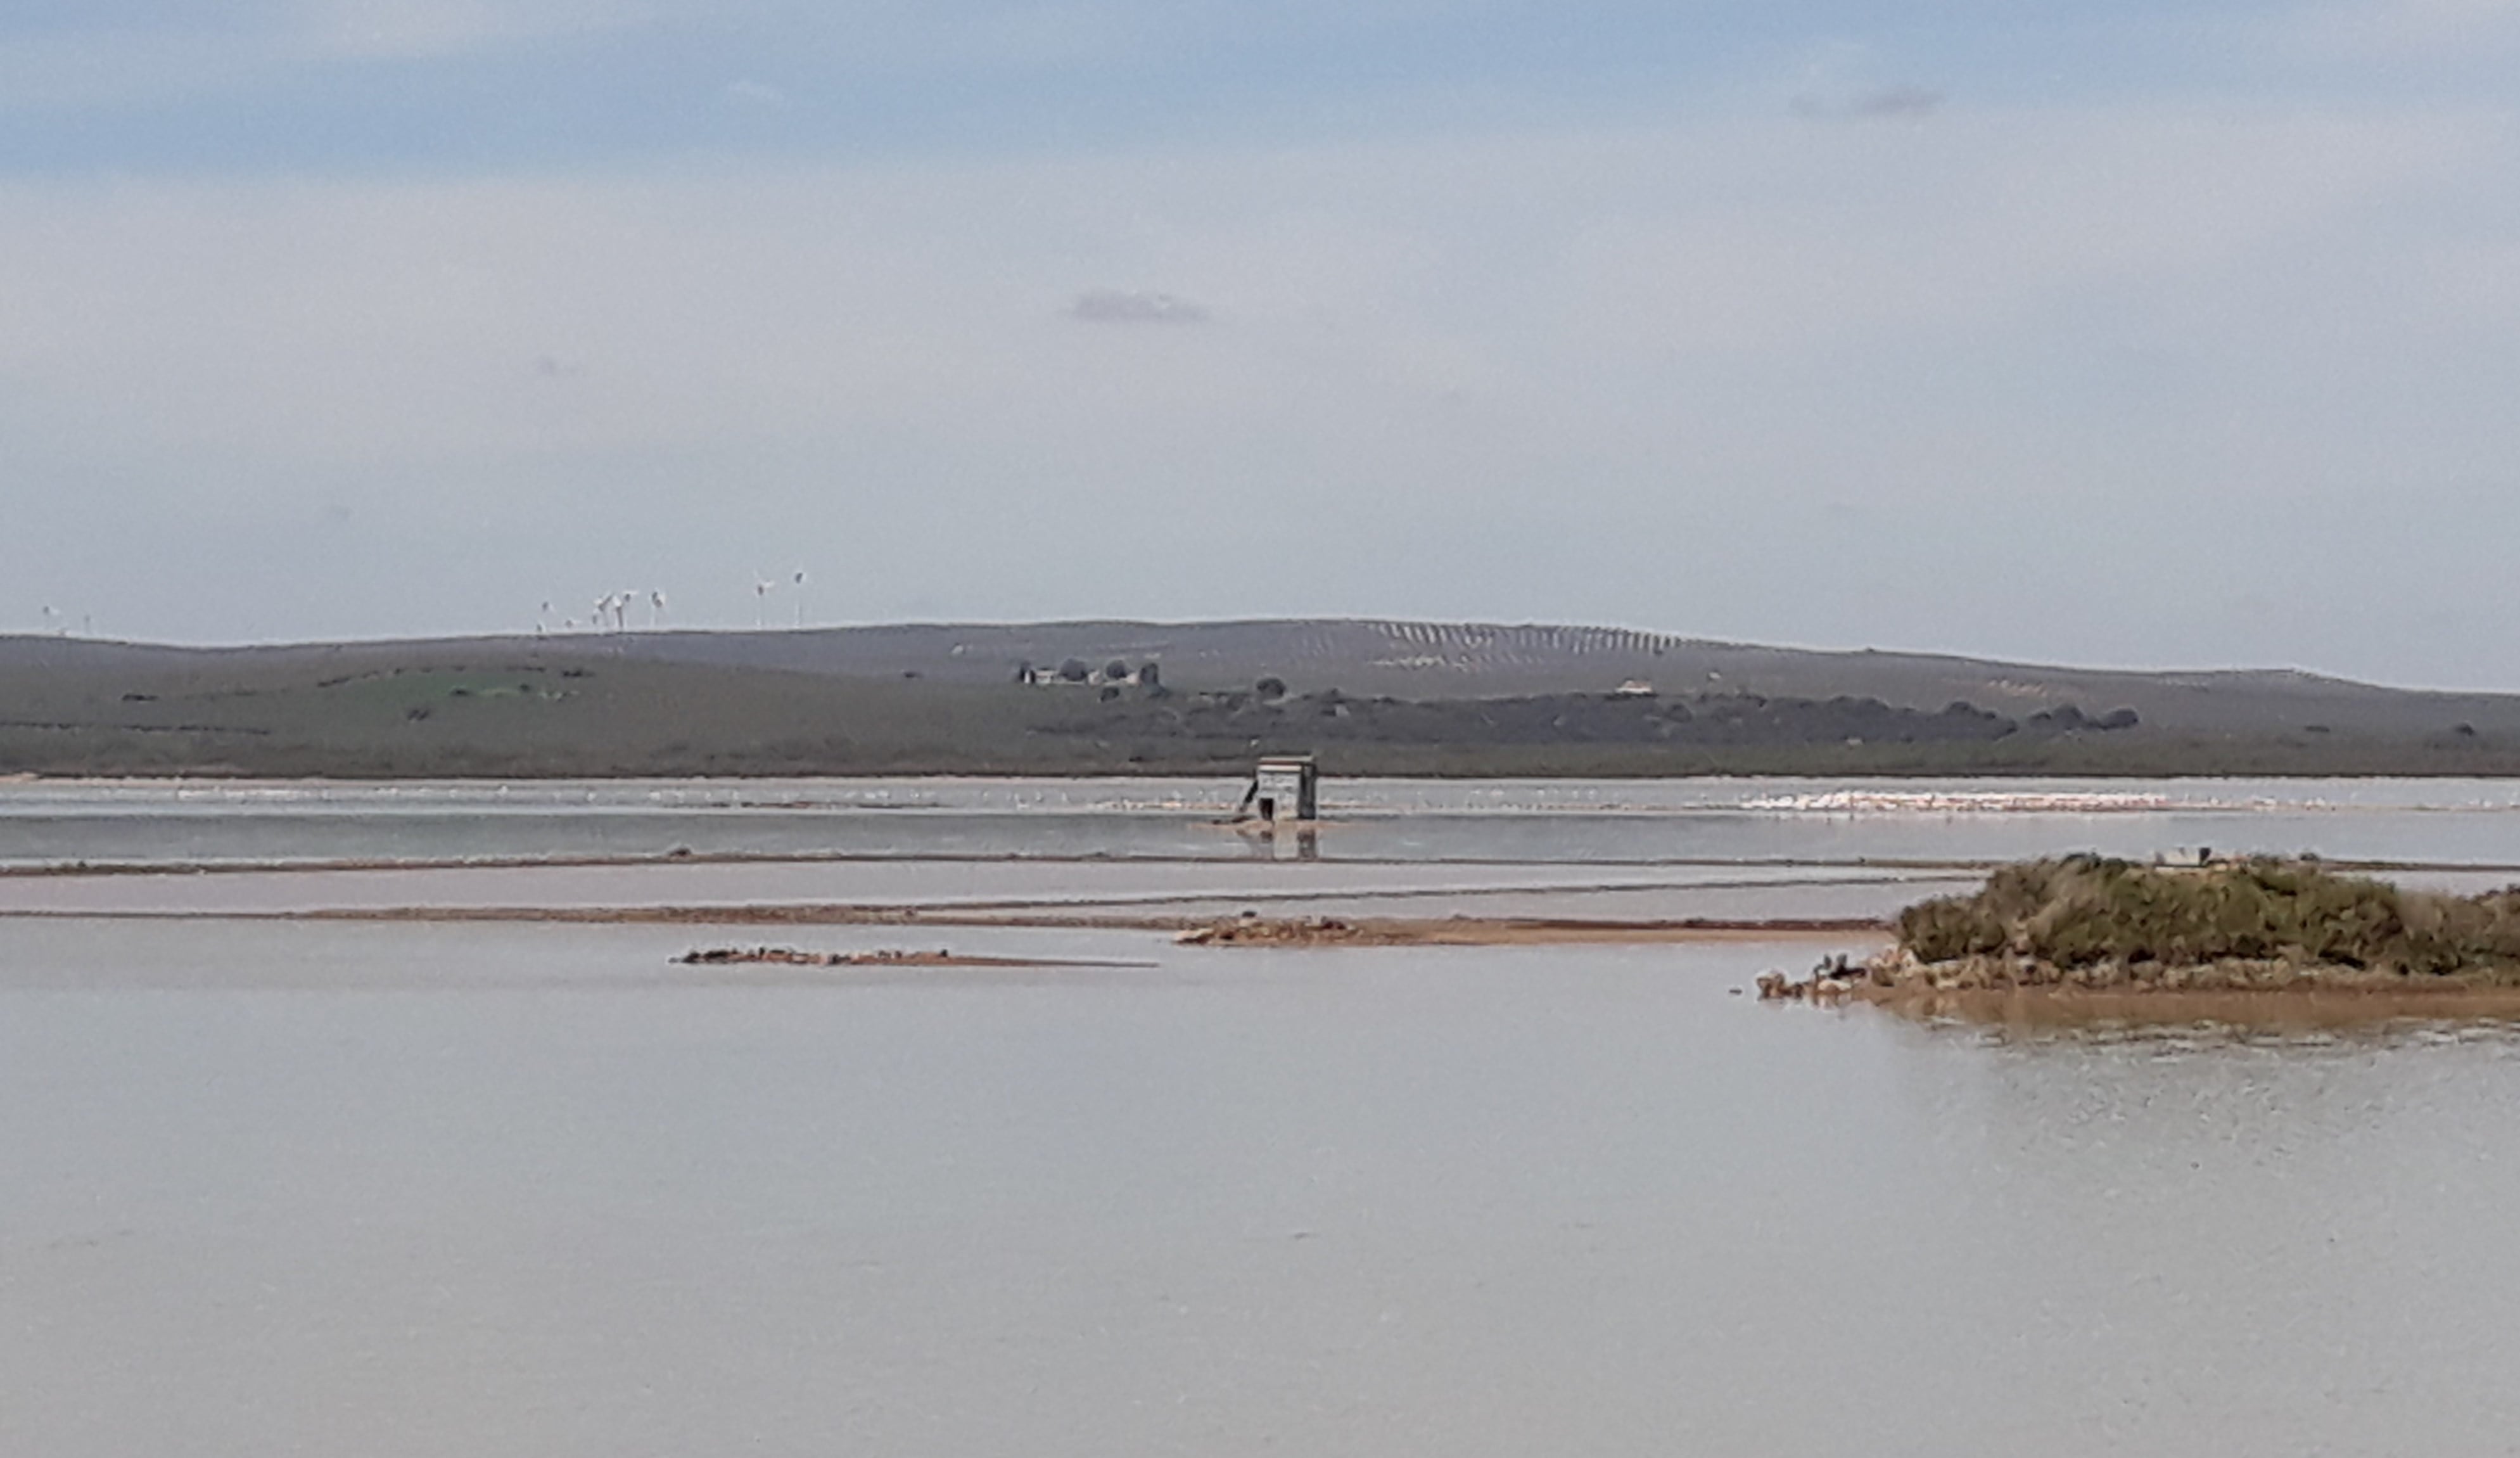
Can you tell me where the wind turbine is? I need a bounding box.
[754,577,774,629]
[649,591,666,629]
[39,605,54,636]
[538,600,553,636]
[792,570,807,629]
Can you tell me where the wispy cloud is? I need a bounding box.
[0,26,281,112]
[2278,0,2520,55]
[286,0,654,61]
[2298,0,2510,45]
[1069,288,1211,323]
[723,78,791,109]
[1791,84,1945,122]
[0,0,659,112]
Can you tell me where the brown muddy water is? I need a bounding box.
[10,916,2520,1457]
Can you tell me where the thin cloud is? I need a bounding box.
[1849,85,1944,118]
[724,79,791,109]
[0,1,654,112]
[1793,84,1945,121]
[294,0,651,61]
[2281,0,2520,56]
[1069,289,1211,324]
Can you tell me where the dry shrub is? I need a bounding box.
[1896,856,2520,978]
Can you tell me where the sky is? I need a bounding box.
[4,1,2519,686]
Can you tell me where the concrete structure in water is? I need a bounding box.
[1247,755,1320,825]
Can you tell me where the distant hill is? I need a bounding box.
[3,620,2516,777]
[594,618,2506,739]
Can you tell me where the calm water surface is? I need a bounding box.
[8,917,2520,1456]
[14,776,2520,867]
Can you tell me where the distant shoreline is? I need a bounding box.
[16,760,2520,779]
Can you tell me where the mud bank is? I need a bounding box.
[1174,914,1887,947]
[675,945,1152,970]
[1755,949,2520,1026]
[1760,948,2520,1001]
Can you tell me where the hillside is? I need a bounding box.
[610,620,2494,738]
[3,620,2516,777]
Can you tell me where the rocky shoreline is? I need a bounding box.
[1755,947,2520,1003]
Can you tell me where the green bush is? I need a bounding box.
[1896,856,2520,978]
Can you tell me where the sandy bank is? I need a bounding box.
[1172,914,1888,947]
[1757,949,2520,1022]
[675,945,1154,970]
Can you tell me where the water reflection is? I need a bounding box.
[1871,992,2520,1044]
[1241,824,1322,861]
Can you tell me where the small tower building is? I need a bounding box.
[1252,755,1320,824]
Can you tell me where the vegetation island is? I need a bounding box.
[1765,856,2520,1002]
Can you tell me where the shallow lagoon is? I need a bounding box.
[11,781,2520,1455]
[9,917,2520,1456]
[14,776,2520,868]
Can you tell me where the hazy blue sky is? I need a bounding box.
[5,1,2519,684]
